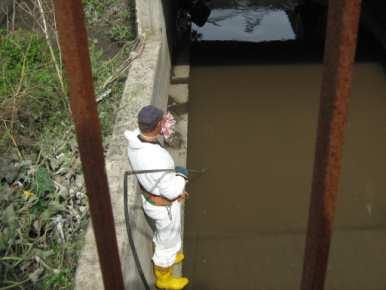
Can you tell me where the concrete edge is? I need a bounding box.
[166,79,190,276]
[74,32,172,289]
[74,0,185,287]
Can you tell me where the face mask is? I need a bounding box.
[160,112,176,139]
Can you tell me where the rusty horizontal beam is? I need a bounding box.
[301,0,362,290]
[53,1,125,290]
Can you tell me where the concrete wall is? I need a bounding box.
[74,0,175,289]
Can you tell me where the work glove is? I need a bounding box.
[175,166,189,180]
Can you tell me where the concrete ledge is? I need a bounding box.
[166,82,190,276]
[169,84,189,103]
[171,65,190,84]
[74,36,165,290]
[74,0,189,288]
[171,49,191,84]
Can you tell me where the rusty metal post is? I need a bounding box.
[53,1,125,289]
[300,1,362,290]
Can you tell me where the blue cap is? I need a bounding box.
[138,105,164,132]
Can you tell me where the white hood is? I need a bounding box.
[124,129,144,150]
[124,128,186,200]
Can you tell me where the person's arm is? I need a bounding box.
[156,172,186,200]
[177,191,189,202]
[142,147,187,200]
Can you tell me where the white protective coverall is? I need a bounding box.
[124,129,186,267]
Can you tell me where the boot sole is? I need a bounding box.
[155,280,189,290]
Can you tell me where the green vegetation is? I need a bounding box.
[84,0,136,43]
[0,30,68,155]
[0,0,136,288]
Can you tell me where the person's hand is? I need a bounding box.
[175,166,189,180]
[177,191,189,202]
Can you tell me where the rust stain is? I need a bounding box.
[301,0,362,290]
[53,1,125,289]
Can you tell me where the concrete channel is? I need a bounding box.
[184,1,386,290]
[74,0,386,289]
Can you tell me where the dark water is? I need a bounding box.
[184,60,386,290]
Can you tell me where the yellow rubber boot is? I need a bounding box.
[154,266,189,290]
[174,252,184,265]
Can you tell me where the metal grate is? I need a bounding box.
[53,0,362,289]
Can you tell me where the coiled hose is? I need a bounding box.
[123,168,206,290]
[124,171,151,290]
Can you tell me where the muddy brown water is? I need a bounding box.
[183,48,386,290]
[184,2,386,289]
[184,59,386,290]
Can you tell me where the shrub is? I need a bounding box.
[0,30,69,154]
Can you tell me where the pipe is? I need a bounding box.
[125,168,207,175]
[300,1,362,290]
[53,1,125,289]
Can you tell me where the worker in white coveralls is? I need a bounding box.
[124,105,189,290]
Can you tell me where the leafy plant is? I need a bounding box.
[34,167,55,195]
[0,30,68,156]
[0,0,137,288]
[84,0,136,43]
[0,157,89,289]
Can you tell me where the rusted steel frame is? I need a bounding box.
[53,1,125,290]
[301,1,361,290]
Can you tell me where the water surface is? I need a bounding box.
[184,62,386,290]
[192,0,299,42]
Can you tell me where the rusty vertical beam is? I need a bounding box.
[53,1,125,290]
[301,1,361,290]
